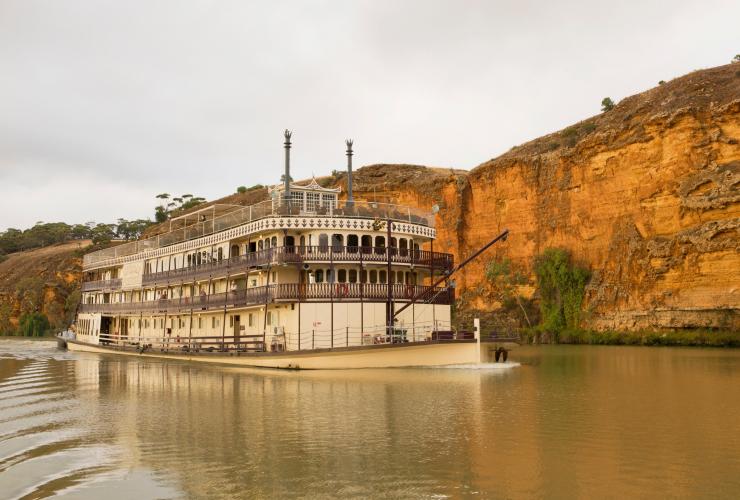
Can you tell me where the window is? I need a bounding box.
[360,270,367,283]
[271,236,277,248]
[315,269,324,283]
[212,317,216,329]
[264,238,270,249]
[379,270,387,283]
[231,244,239,257]
[338,269,347,282]
[361,235,372,253]
[248,313,254,327]
[198,317,202,328]
[229,316,234,327]
[347,234,358,252]
[370,270,377,284]
[306,192,320,211]
[374,236,385,254]
[323,194,337,209]
[258,240,264,251]
[332,234,343,251]
[318,234,329,251]
[399,238,408,257]
[218,247,223,260]
[349,269,357,283]
[266,311,272,326]
[271,271,276,282]
[326,269,333,283]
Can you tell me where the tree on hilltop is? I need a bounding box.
[601,97,615,112]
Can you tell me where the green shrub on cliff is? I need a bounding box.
[534,248,590,335]
[18,312,50,337]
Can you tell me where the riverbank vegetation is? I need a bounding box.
[478,247,738,347]
[519,328,740,347]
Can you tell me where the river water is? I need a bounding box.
[0,340,738,499]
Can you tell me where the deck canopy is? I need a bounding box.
[270,178,341,212]
[168,204,242,232]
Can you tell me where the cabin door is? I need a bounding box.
[233,315,240,344]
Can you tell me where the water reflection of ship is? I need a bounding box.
[71,353,518,498]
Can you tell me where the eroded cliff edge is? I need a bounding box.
[347,64,739,330]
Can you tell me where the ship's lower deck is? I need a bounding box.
[65,337,482,369]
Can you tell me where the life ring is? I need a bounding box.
[404,285,415,299]
[336,283,349,298]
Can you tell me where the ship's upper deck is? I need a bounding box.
[83,197,436,269]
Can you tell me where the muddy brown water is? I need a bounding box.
[0,339,739,498]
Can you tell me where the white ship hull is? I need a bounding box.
[65,338,481,370]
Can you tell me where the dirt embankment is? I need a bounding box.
[0,240,89,333]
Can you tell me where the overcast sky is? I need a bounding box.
[1,0,738,230]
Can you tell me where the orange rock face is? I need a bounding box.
[348,64,740,331]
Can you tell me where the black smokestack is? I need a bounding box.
[284,129,292,202]
[346,138,353,204]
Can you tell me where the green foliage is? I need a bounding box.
[534,248,590,335]
[154,193,206,221]
[280,174,294,184]
[733,54,740,63]
[658,80,666,85]
[236,186,247,194]
[115,219,152,240]
[18,312,50,337]
[0,219,152,255]
[90,224,116,245]
[64,289,81,325]
[601,97,615,112]
[551,328,740,347]
[154,206,168,223]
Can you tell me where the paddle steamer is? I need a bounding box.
[68,132,484,368]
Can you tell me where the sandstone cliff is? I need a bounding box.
[0,241,87,333]
[346,64,740,331]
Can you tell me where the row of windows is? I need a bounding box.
[122,313,268,330]
[312,269,417,285]
[145,233,421,272]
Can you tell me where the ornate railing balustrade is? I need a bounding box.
[81,278,122,292]
[78,283,452,315]
[84,199,437,268]
[141,246,453,286]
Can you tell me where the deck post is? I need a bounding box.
[330,248,334,349]
[474,317,481,363]
[386,218,393,340]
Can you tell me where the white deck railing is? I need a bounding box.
[84,199,435,268]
